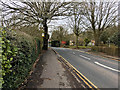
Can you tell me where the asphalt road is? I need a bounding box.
[52,47,119,88]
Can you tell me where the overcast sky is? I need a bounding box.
[0,0,119,36]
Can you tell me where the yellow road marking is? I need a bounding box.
[53,49,98,89]
[60,55,98,89]
[57,60,61,63]
[73,70,92,88]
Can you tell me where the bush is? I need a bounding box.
[84,38,90,46]
[1,27,42,89]
[0,27,18,88]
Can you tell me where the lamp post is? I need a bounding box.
[108,38,110,47]
[42,33,44,37]
[42,33,49,50]
[42,33,44,50]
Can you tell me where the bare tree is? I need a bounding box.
[1,0,73,50]
[68,3,82,48]
[81,1,118,46]
[51,26,68,42]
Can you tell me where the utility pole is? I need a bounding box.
[108,38,110,47]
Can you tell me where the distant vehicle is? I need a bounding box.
[51,40,60,47]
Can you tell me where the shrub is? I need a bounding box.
[84,38,90,46]
[1,27,41,89]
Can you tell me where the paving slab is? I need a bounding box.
[38,48,72,88]
[21,48,82,89]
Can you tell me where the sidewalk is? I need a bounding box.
[38,48,72,88]
[22,48,81,89]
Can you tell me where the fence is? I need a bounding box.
[91,46,119,57]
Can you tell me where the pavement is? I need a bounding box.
[52,47,120,89]
[22,48,82,89]
[38,48,72,88]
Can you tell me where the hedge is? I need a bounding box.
[1,27,42,89]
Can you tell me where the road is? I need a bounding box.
[52,47,119,88]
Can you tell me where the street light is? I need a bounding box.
[42,33,44,37]
[108,38,110,47]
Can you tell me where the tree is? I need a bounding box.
[1,0,73,50]
[100,31,109,44]
[68,3,82,48]
[84,38,90,46]
[100,25,118,44]
[81,30,94,41]
[81,1,117,46]
[109,31,120,46]
[51,26,69,42]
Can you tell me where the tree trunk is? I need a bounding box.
[76,35,78,48]
[42,19,48,50]
[94,32,100,46]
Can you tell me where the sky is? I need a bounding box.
[48,1,119,37]
[2,0,119,2]
[48,17,71,36]
[0,0,119,37]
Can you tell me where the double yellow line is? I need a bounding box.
[53,49,98,89]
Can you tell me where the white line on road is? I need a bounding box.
[79,55,91,60]
[94,61,120,72]
[73,52,75,54]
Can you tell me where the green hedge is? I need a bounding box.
[1,27,42,89]
[91,46,119,56]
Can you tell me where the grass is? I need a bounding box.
[65,45,91,49]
